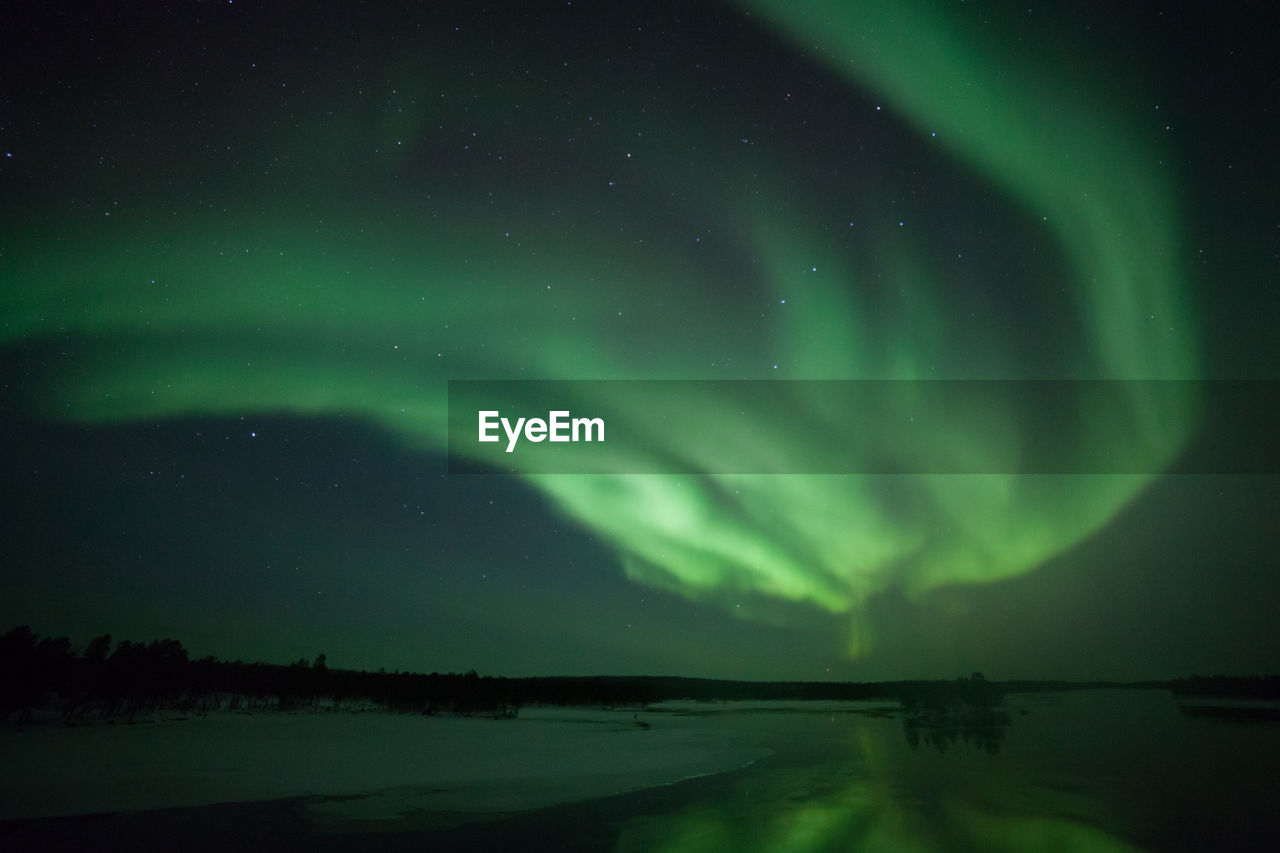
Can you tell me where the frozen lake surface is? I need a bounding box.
[2,692,1278,851]
[0,705,765,821]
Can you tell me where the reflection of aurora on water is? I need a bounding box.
[619,780,1143,853]
[2,0,1196,656]
[615,702,1145,853]
[617,764,1143,853]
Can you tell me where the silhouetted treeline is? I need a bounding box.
[1171,675,1280,699]
[3,623,1199,727]
[0,626,903,723]
[995,679,1171,692]
[1,626,519,724]
[502,675,895,707]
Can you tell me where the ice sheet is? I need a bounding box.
[0,707,767,821]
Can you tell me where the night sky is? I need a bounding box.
[2,0,1277,681]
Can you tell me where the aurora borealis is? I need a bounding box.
[2,0,1277,680]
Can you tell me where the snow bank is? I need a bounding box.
[0,707,767,822]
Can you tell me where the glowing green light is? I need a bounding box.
[1,0,1196,657]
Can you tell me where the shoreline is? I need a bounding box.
[0,758,763,852]
[0,705,770,823]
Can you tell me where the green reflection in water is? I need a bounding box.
[616,710,1142,853]
[616,770,1143,852]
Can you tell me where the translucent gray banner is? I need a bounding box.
[446,380,1278,475]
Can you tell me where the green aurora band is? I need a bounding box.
[2,1,1196,658]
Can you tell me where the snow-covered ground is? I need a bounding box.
[0,707,768,824]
